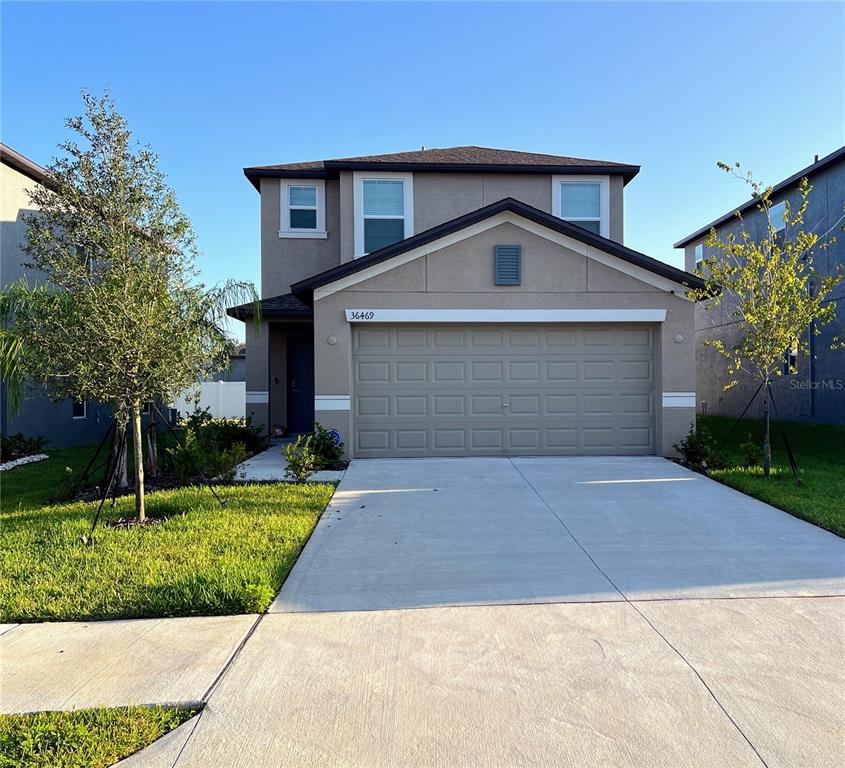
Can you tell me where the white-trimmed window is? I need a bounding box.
[552,175,609,237]
[770,201,785,233]
[279,180,326,238]
[353,172,413,257]
[694,243,704,269]
[72,400,87,419]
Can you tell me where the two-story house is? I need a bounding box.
[675,146,844,425]
[229,146,705,458]
[1,143,112,447]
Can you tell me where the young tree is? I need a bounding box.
[689,163,842,476]
[0,92,256,519]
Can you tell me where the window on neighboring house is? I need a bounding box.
[552,176,609,237]
[694,243,704,270]
[279,180,326,238]
[141,402,152,415]
[770,201,785,233]
[354,173,413,257]
[784,338,799,375]
[72,400,87,419]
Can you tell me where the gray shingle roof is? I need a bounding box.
[244,146,640,190]
[227,293,312,320]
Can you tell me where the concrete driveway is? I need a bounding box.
[168,457,844,768]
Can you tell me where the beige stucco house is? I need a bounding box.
[229,147,704,458]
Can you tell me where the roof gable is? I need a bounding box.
[291,198,705,302]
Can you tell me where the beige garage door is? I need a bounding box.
[352,324,656,457]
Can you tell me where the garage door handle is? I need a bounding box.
[502,402,510,407]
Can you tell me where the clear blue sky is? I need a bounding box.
[3,1,843,334]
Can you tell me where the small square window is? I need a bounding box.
[288,185,318,230]
[72,400,87,419]
[280,181,326,238]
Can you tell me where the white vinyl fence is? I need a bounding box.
[171,381,246,419]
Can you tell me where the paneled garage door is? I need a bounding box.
[352,324,656,457]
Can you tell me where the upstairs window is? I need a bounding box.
[354,172,413,256]
[279,180,326,238]
[72,400,87,419]
[552,176,609,237]
[694,243,704,269]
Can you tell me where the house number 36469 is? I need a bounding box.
[349,311,375,320]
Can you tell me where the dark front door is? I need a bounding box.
[287,336,315,434]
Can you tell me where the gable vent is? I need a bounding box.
[494,245,522,285]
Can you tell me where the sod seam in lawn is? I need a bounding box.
[699,416,845,537]
[0,482,334,623]
[0,705,199,768]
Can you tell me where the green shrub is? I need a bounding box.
[160,408,263,481]
[310,422,345,469]
[739,433,760,467]
[283,435,317,482]
[218,442,247,483]
[673,423,726,471]
[1,433,47,462]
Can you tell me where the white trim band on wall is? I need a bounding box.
[344,309,668,323]
[315,395,351,411]
[245,391,269,404]
[662,392,696,408]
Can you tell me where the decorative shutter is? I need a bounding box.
[494,245,522,285]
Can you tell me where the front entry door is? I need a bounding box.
[287,336,315,434]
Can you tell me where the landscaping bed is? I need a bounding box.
[0,705,198,768]
[0,482,333,623]
[698,415,844,537]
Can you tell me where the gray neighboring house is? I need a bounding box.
[675,146,845,425]
[1,143,114,448]
[228,146,705,458]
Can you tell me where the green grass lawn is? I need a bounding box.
[1,444,103,511]
[0,705,198,768]
[700,415,845,537]
[0,447,334,622]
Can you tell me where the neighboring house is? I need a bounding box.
[675,146,845,425]
[0,144,111,447]
[200,343,246,383]
[228,146,705,458]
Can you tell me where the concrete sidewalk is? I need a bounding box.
[236,444,345,483]
[0,615,256,714]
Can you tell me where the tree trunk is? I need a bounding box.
[112,419,129,490]
[762,388,772,478]
[131,404,146,521]
[145,420,158,478]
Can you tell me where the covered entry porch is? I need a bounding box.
[229,293,316,439]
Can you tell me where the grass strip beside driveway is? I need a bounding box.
[0,705,198,768]
[700,416,845,537]
[0,483,334,623]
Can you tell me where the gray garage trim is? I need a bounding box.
[352,323,656,457]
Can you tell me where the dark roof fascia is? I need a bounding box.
[0,143,52,188]
[291,197,705,303]
[243,167,330,191]
[244,161,640,192]
[674,145,845,248]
